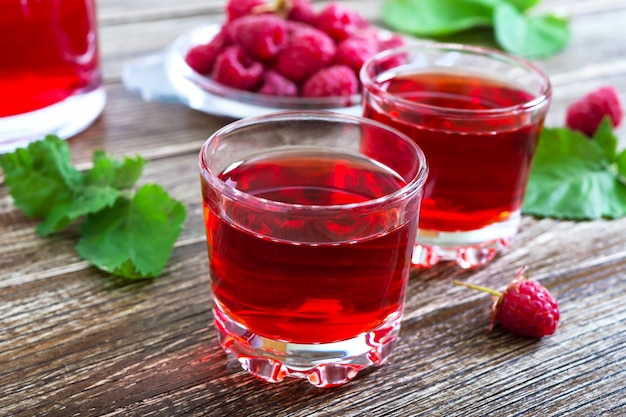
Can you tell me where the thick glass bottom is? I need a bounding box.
[413,212,520,269]
[213,301,403,387]
[0,86,106,153]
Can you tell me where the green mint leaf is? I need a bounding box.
[382,0,494,36]
[2,136,186,279]
[76,184,187,279]
[494,3,569,58]
[36,186,121,236]
[523,127,626,219]
[593,117,619,163]
[0,135,82,219]
[503,0,540,11]
[85,150,145,190]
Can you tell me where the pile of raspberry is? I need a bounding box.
[184,0,404,99]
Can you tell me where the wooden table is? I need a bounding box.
[2,0,626,415]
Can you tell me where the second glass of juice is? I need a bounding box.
[361,44,551,269]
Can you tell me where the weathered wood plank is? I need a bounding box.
[2,1,626,416]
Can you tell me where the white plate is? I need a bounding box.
[123,22,362,119]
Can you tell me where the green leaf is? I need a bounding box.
[503,0,540,11]
[593,117,619,163]
[382,0,494,36]
[617,149,626,181]
[76,184,187,279]
[0,135,82,219]
[36,186,121,236]
[494,2,569,58]
[85,150,145,190]
[523,127,626,219]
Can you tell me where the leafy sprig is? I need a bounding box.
[0,135,186,279]
[382,0,569,58]
[523,118,626,219]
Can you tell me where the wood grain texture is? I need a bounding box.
[2,0,626,416]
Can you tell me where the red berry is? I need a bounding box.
[184,28,230,75]
[225,0,267,22]
[302,65,358,98]
[315,2,369,42]
[228,14,287,61]
[258,70,298,96]
[275,26,336,83]
[287,0,317,25]
[454,266,560,339]
[335,36,379,75]
[212,45,264,91]
[284,20,312,35]
[566,86,623,137]
[377,31,406,51]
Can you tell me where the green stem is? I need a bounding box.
[453,280,501,297]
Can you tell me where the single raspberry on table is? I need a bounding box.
[225,0,267,22]
[302,65,358,98]
[258,70,298,96]
[228,14,287,61]
[315,2,369,42]
[184,28,230,75]
[454,266,560,339]
[566,86,623,137]
[212,45,264,91]
[275,26,336,83]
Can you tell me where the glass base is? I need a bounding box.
[412,213,520,269]
[213,302,402,387]
[0,86,106,153]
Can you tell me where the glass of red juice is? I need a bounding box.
[361,44,551,269]
[199,111,428,387]
[0,0,105,153]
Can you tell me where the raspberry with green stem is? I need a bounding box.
[454,266,560,339]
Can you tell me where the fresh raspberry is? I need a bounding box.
[258,70,298,96]
[302,65,358,98]
[347,28,383,51]
[335,36,379,75]
[184,28,230,75]
[454,266,560,339]
[275,26,336,83]
[212,45,264,91]
[287,0,317,25]
[285,20,312,35]
[225,0,266,22]
[315,2,369,42]
[566,86,623,137]
[376,31,406,51]
[228,14,287,61]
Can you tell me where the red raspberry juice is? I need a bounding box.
[0,0,101,116]
[201,150,417,344]
[363,70,543,232]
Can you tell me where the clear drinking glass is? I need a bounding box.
[199,111,428,387]
[0,0,106,153]
[361,44,551,269]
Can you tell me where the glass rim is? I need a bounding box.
[199,110,429,212]
[359,43,552,117]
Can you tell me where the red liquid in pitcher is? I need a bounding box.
[363,71,542,232]
[201,151,417,344]
[0,0,101,117]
